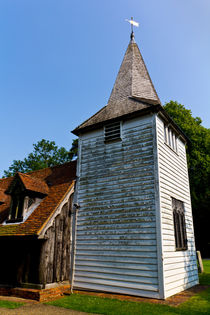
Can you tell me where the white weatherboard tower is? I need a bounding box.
[72,29,198,299]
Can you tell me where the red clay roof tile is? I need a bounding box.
[17,172,49,195]
[0,161,76,237]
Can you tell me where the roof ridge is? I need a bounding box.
[0,161,77,184]
[26,160,76,176]
[72,37,161,135]
[131,41,135,97]
[132,43,160,103]
[18,172,46,182]
[72,106,106,134]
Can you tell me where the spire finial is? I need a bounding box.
[125,17,139,42]
[130,17,134,41]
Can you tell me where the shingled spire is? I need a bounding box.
[108,32,160,105]
[72,32,161,135]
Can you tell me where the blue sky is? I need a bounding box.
[0,0,209,177]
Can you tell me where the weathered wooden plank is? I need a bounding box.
[165,275,198,291]
[77,222,156,232]
[165,270,198,284]
[75,260,157,270]
[75,255,157,264]
[53,213,63,282]
[75,265,158,277]
[73,282,160,298]
[156,115,198,297]
[76,234,156,240]
[74,277,158,292]
[74,116,159,297]
[39,239,48,285]
[164,279,198,298]
[76,239,157,246]
[76,245,157,252]
[77,228,156,236]
[60,203,69,281]
[75,271,158,285]
[46,224,55,283]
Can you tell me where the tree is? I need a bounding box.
[69,139,78,160]
[164,101,210,256]
[3,139,78,177]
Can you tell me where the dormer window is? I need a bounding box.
[104,121,121,142]
[5,172,49,224]
[7,193,24,223]
[27,197,35,209]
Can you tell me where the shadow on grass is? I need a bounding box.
[180,287,210,315]
[199,272,210,285]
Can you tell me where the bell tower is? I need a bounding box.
[71,28,198,299]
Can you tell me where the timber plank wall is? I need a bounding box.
[75,115,160,298]
[156,115,198,298]
[39,197,72,285]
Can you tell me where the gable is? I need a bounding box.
[0,161,77,237]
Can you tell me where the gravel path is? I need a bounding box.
[0,304,91,315]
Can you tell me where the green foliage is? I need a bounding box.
[69,139,78,161]
[164,101,210,256]
[3,139,73,177]
[199,259,210,285]
[0,300,23,309]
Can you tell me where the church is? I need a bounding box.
[0,29,198,299]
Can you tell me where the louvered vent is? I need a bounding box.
[104,122,121,142]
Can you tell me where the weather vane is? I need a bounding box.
[125,17,139,34]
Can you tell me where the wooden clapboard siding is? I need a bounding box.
[156,115,198,298]
[75,115,160,298]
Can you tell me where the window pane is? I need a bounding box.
[164,125,168,143]
[168,129,172,147]
[172,198,187,250]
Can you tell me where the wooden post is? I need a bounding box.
[197,251,204,273]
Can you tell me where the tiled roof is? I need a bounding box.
[108,37,160,104]
[6,172,49,196]
[0,161,76,237]
[0,189,7,203]
[72,35,161,135]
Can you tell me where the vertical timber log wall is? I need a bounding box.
[156,115,198,298]
[75,115,161,298]
[39,197,72,285]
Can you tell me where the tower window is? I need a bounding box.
[104,121,121,142]
[164,124,178,153]
[7,194,24,223]
[172,198,188,251]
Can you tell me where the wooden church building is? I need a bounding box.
[0,30,198,299]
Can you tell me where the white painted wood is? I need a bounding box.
[156,115,198,298]
[153,114,165,299]
[164,279,198,298]
[73,112,198,299]
[75,114,161,298]
[73,282,160,298]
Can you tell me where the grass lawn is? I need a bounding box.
[0,300,24,309]
[199,259,210,285]
[47,259,210,315]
